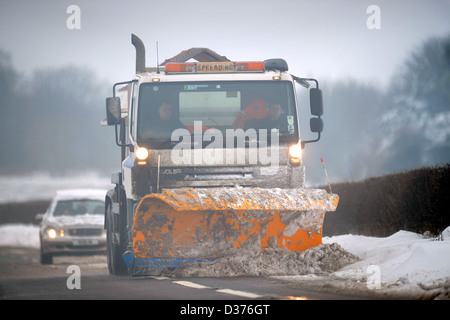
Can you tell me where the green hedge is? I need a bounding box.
[0,200,50,225]
[323,163,450,237]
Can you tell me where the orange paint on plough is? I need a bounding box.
[127,187,338,275]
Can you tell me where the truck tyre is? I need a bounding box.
[106,202,128,275]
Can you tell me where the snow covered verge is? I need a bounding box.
[0,224,40,248]
[322,228,450,299]
[324,228,450,290]
[0,223,449,299]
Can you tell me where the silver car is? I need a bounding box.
[38,189,107,264]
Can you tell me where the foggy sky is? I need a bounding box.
[0,0,449,184]
[1,0,449,86]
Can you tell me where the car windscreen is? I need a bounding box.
[53,199,104,216]
[136,81,299,148]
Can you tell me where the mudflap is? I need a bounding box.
[124,187,339,276]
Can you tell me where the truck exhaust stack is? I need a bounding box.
[131,33,146,73]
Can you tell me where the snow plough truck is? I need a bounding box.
[103,34,339,276]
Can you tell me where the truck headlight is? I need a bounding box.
[136,147,149,161]
[288,143,302,166]
[288,143,302,158]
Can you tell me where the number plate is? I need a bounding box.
[73,239,99,246]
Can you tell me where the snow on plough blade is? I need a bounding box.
[123,187,339,276]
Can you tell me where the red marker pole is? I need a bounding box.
[321,158,332,194]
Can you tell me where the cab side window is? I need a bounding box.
[129,83,138,140]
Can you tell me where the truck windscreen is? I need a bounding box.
[137,81,298,148]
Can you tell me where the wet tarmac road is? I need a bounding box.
[0,246,389,302]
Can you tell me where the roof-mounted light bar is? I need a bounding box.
[164,63,196,73]
[165,61,266,74]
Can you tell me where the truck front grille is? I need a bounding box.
[185,166,253,181]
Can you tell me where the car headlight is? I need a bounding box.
[47,228,57,239]
[46,228,64,239]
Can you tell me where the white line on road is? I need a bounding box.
[216,288,263,299]
[171,279,264,299]
[173,280,211,289]
[150,276,170,280]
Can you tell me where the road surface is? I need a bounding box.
[0,247,393,303]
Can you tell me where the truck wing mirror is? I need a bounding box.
[106,97,121,125]
[310,88,323,117]
[301,85,324,147]
[310,117,323,133]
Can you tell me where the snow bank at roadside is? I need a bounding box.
[0,224,40,248]
[323,226,450,290]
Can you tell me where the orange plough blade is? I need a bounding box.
[125,187,339,275]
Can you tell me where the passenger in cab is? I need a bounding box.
[245,103,287,132]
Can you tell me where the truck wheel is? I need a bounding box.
[106,202,128,275]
